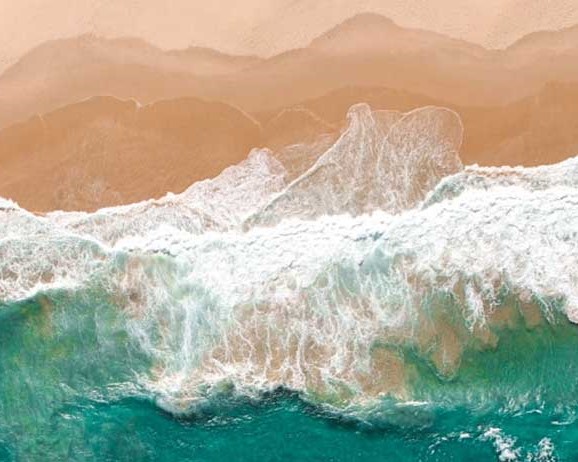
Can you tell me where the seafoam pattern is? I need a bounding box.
[2,103,578,407]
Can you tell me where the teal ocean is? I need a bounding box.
[2,105,578,460]
[1,294,576,460]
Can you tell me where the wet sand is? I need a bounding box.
[1,13,578,212]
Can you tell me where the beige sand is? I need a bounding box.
[3,14,578,129]
[3,80,578,212]
[0,96,261,211]
[1,13,578,212]
[2,0,578,73]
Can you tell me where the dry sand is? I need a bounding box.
[2,0,578,73]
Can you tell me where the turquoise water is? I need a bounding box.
[1,292,577,461]
[3,102,578,461]
[2,394,572,462]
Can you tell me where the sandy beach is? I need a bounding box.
[1,8,578,212]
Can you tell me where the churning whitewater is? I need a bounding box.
[2,103,578,435]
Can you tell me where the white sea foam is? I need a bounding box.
[480,429,557,462]
[1,102,578,407]
[481,427,522,462]
[248,104,462,227]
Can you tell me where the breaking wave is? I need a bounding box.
[2,103,578,429]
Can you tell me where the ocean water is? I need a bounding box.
[2,294,578,461]
[2,104,578,460]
